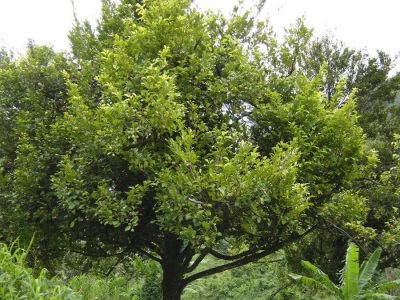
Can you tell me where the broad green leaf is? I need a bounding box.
[300,260,341,296]
[289,272,341,297]
[358,246,382,292]
[341,242,360,300]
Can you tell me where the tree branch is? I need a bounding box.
[133,246,161,263]
[105,255,126,277]
[183,248,273,287]
[181,245,196,271]
[311,207,367,254]
[185,248,211,274]
[266,282,293,300]
[63,247,129,258]
[182,225,317,288]
[209,247,259,261]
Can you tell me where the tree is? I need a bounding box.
[0,1,372,298]
[300,33,400,137]
[0,43,73,266]
[376,134,400,266]
[285,31,400,278]
[289,242,400,299]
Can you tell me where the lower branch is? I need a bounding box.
[182,225,316,288]
[209,247,258,261]
[133,246,161,263]
[183,248,274,287]
[266,282,293,300]
[185,248,210,274]
[62,247,129,258]
[105,255,125,276]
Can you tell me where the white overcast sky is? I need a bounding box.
[0,0,399,61]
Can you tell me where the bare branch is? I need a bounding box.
[69,0,79,23]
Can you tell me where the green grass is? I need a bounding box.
[67,274,135,300]
[0,239,78,299]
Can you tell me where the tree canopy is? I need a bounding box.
[0,0,398,299]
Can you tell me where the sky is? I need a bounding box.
[0,0,399,61]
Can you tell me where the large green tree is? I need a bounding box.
[0,1,373,298]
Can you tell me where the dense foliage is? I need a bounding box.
[0,0,399,299]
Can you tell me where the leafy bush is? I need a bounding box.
[66,256,161,300]
[68,274,134,300]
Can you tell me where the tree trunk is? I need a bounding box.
[160,233,188,300]
[161,267,185,300]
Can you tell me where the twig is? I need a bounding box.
[266,282,293,300]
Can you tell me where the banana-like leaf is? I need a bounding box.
[290,242,398,300]
[290,260,341,296]
[341,242,360,300]
[289,273,341,297]
[302,260,338,289]
[358,246,382,292]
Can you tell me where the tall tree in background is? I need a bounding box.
[0,0,383,298]
[286,32,400,278]
[0,44,73,267]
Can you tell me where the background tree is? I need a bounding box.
[0,0,377,299]
[377,135,400,266]
[284,30,400,279]
[0,43,73,268]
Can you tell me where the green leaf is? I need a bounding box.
[300,260,341,295]
[289,272,340,297]
[341,242,360,300]
[358,246,382,292]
